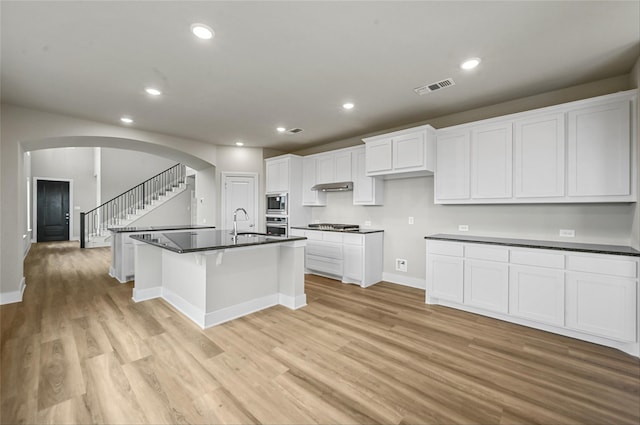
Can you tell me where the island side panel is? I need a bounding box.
[161,250,207,327]
[204,245,280,327]
[132,241,163,301]
[277,240,307,309]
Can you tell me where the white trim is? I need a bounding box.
[383,272,426,289]
[0,278,26,305]
[204,293,279,328]
[278,293,307,310]
[33,177,74,242]
[220,171,260,232]
[132,286,163,302]
[162,287,207,328]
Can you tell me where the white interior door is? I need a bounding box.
[222,173,258,232]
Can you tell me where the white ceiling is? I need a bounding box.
[2,1,639,152]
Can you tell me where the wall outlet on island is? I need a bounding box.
[364,220,372,227]
[559,229,575,237]
[408,216,414,225]
[458,225,469,232]
[395,258,407,272]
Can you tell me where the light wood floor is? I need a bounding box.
[1,241,639,424]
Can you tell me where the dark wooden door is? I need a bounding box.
[37,180,70,242]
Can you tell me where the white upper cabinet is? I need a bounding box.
[435,130,470,201]
[363,125,436,178]
[471,122,513,200]
[302,156,326,206]
[316,151,352,184]
[434,89,637,204]
[265,156,290,193]
[352,146,383,205]
[514,112,565,199]
[334,151,353,182]
[567,99,632,199]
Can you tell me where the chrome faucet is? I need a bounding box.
[232,207,249,236]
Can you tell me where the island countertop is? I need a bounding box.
[425,233,640,257]
[108,224,216,233]
[130,229,306,254]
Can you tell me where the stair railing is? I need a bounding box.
[80,163,186,248]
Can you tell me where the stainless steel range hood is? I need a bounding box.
[311,181,353,192]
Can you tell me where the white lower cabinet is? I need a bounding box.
[510,265,565,326]
[566,272,637,342]
[425,238,640,357]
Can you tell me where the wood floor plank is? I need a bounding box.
[1,241,638,425]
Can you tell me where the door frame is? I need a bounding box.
[220,172,260,232]
[32,177,74,243]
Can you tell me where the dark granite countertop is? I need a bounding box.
[130,229,306,254]
[291,226,384,234]
[425,234,640,257]
[108,225,215,233]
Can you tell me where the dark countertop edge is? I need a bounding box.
[130,234,307,254]
[290,226,384,234]
[108,225,216,233]
[424,234,640,257]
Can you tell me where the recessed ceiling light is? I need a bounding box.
[145,87,162,96]
[120,117,133,124]
[191,23,214,40]
[342,102,355,110]
[461,57,481,70]
[276,127,286,132]
[235,141,244,146]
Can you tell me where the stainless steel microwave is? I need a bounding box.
[266,193,287,215]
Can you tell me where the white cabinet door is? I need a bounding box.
[471,122,513,199]
[567,100,631,197]
[334,151,352,182]
[566,272,637,342]
[316,154,335,184]
[365,139,393,174]
[393,130,425,171]
[265,158,289,193]
[435,130,470,201]
[464,259,509,313]
[514,112,565,198]
[426,254,464,303]
[352,148,383,205]
[510,265,565,326]
[302,157,325,206]
[343,244,363,281]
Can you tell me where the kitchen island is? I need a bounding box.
[131,229,307,328]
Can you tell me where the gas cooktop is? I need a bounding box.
[308,223,360,231]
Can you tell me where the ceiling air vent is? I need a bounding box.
[413,78,455,95]
[287,128,303,134]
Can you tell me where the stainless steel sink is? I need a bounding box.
[234,232,268,238]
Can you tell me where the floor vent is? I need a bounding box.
[413,78,455,95]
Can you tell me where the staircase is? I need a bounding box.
[80,164,187,248]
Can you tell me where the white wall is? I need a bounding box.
[0,104,218,302]
[302,74,639,287]
[100,148,177,202]
[125,180,193,227]
[195,166,216,227]
[30,148,97,240]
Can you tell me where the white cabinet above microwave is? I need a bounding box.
[362,124,436,179]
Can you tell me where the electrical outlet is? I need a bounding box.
[559,229,575,237]
[458,225,469,231]
[364,220,372,227]
[313,219,320,224]
[408,216,414,225]
[395,258,407,272]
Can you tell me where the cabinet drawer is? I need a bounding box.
[306,255,343,276]
[510,249,565,269]
[306,242,342,260]
[465,244,509,262]
[427,241,463,257]
[305,231,323,241]
[567,255,637,278]
[323,232,343,243]
[343,233,363,246]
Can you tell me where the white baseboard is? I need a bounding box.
[382,272,426,290]
[204,294,279,328]
[162,288,207,328]
[132,286,163,302]
[279,293,307,310]
[0,278,26,305]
